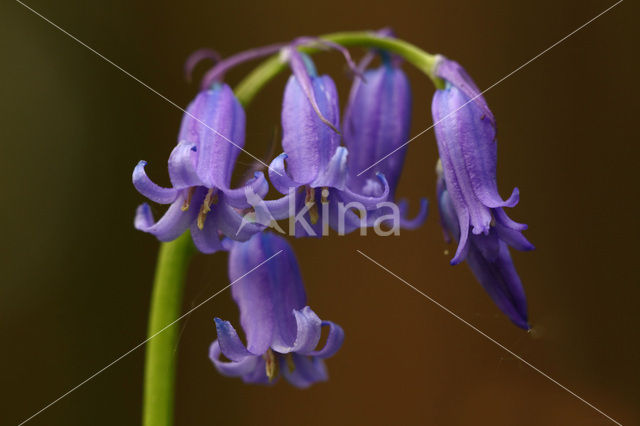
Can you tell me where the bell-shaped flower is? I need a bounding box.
[342,60,428,230]
[437,162,532,329]
[432,56,525,264]
[263,53,391,236]
[133,84,268,253]
[209,232,344,387]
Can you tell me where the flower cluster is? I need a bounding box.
[133,36,534,387]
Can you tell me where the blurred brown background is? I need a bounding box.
[1,0,638,424]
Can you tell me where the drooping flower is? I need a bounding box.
[431,56,527,264]
[437,163,532,329]
[209,232,344,387]
[342,57,428,230]
[262,53,391,237]
[133,84,268,253]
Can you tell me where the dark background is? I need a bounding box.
[1,0,638,424]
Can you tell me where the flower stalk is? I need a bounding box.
[143,233,195,426]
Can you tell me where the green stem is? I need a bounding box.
[143,233,195,426]
[235,31,444,106]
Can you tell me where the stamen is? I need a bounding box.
[285,354,296,373]
[305,187,319,225]
[321,187,330,204]
[181,187,196,211]
[264,349,278,381]
[197,188,217,230]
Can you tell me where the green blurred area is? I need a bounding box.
[1,0,638,424]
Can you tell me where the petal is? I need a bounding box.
[308,321,344,359]
[214,198,265,241]
[271,306,322,354]
[168,142,202,189]
[262,191,298,221]
[493,207,528,231]
[340,173,390,210]
[208,340,260,377]
[433,87,493,234]
[281,73,340,185]
[311,146,348,190]
[220,171,269,209]
[397,198,429,230]
[191,86,246,189]
[343,65,412,193]
[435,56,495,126]
[495,221,535,252]
[134,189,203,242]
[214,318,255,360]
[268,154,300,195]
[286,49,339,133]
[465,240,529,329]
[190,213,225,254]
[228,233,307,354]
[132,161,178,204]
[281,354,328,389]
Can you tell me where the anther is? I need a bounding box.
[197,188,217,230]
[181,187,196,211]
[264,348,278,381]
[305,186,319,225]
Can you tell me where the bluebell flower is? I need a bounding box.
[209,232,344,387]
[437,164,531,329]
[432,56,531,264]
[133,84,268,253]
[342,58,428,230]
[262,53,391,236]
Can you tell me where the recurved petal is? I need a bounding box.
[208,340,261,377]
[168,142,202,189]
[340,173,390,210]
[132,161,178,204]
[214,318,255,360]
[311,146,348,190]
[134,189,203,242]
[397,198,429,230]
[220,171,269,209]
[308,321,344,359]
[271,306,322,354]
[495,220,535,252]
[268,154,300,195]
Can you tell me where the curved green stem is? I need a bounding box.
[143,233,195,426]
[235,31,444,106]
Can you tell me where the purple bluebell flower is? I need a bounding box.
[133,84,268,253]
[209,232,344,387]
[263,54,391,236]
[342,59,428,230]
[432,56,527,264]
[437,165,531,329]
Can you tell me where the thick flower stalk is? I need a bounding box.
[133,84,267,253]
[431,56,531,265]
[342,55,428,229]
[210,232,344,387]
